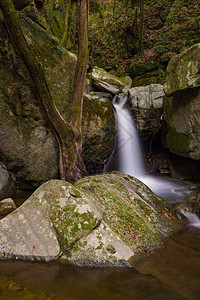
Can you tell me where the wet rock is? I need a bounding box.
[0,163,17,201]
[188,184,199,191]
[159,168,170,175]
[0,172,182,266]
[175,203,192,216]
[188,194,198,204]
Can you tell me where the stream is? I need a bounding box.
[1,95,200,299]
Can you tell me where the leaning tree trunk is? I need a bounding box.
[0,0,86,183]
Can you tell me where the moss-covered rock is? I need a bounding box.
[163,45,200,160]
[91,66,130,94]
[0,172,183,266]
[82,93,115,175]
[164,44,200,96]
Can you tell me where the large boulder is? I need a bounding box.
[91,66,132,94]
[0,14,115,187]
[128,84,164,148]
[164,44,200,96]
[0,172,182,266]
[163,44,200,160]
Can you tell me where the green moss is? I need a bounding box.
[106,244,116,254]
[166,128,190,153]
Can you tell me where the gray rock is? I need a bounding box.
[0,198,17,220]
[82,93,115,174]
[175,203,192,215]
[128,84,164,145]
[164,44,200,96]
[0,172,183,266]
[91,66,127,94]
[0,201,60,261]
[62,221,134,267]
[0,163,16,201]
[129,84,164,110]
[163,44,200,160]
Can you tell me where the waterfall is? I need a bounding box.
[112,94,145,177]
[104,94,195,207]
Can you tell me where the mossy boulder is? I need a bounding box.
[163,44,200,160]
[164,44,200,96]
[0,172,182,266]
[91,66,131,94]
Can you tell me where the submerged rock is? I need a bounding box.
[0,198,16,219]
[0,172,182,266]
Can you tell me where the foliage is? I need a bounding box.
[88,0,200,82]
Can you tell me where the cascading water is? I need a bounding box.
[184,212,200,228]
[112,94,145,177]
[105,94,198,209]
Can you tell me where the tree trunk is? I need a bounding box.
[71,0,88,136]
[0,0,86,183]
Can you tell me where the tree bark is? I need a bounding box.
[71,0,88,136]
[0,0,86,183]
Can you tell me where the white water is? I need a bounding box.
[112,94,145,177]
[184,212,200,228]
[105,95,194,206]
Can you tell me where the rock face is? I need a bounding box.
[0,172,182,266]
[0,163,16,201]
[91,66,132,94]
[163,44,200,160]
[128,84,164,147]
[82,93,115,175]
[0,13,115,187]
[164,44,200,96]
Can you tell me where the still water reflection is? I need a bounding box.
[1,226,200,300]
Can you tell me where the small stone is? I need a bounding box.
[0,198,16,208]
[188,195,198,204]
[175,203,192,215]
[188,184,199,191]
[159,168,170,175]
